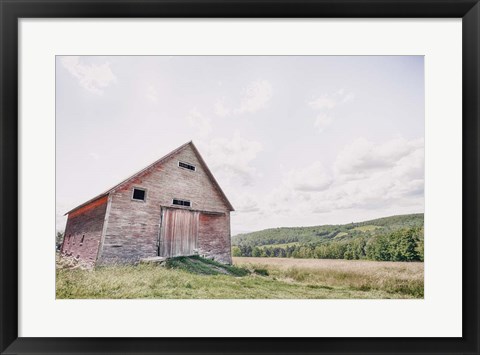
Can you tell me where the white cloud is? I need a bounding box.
[314,113,334,133]
[308,89,354,132]
[232,193,261,213]
[60,56,117,95]
[254,137,424,221]
[308,89,354,110]
[321,137,425,210]
[89,152,100,161]
[200,133,263,187]
[341,92,355,103]
[236,80,273,114]
[146,84,158,103]
[214,99,231,117]
[308,95,337,110]
[214,80,273,117]
[286,161,332,192]
[334,137,423,177]
[394,146,424,180]
[187,109,212,137]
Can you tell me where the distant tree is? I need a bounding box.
[392,229,419,261]
[349,238,367,260]
[286,246,294,258]
[366,235,390,261]
[252,246,262,257]
[365,229,421,261]
[55,231,64,251]
[412,227,424,261]
[232,246,242,257]
[415,236,424,262]
[344,244,354,260]
[239,245,252,257]
[314,244,327,259]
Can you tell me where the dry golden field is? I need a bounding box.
[234,257,423,278]
[233,257,424,298]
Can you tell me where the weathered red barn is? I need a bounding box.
[60,141,234,267]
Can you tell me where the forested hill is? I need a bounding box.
[232,213,424,248]
[231,214,424,261]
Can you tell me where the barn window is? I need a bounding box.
[172,198,191,207]
[132,188,146,201]
[178,161,196,171]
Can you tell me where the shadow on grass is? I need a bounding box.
[165,255,250,277]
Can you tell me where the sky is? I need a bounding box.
[56,56,424,235]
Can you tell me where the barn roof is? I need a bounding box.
[65,141,234,215]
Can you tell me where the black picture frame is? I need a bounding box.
[1,1,479,354]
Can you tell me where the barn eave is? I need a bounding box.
[64,193,110,216]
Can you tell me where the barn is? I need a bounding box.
[60,141,234,267]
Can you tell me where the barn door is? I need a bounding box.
[159,208,199,257]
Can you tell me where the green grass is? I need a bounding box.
[165,255,249,276]
[56,257,423,299]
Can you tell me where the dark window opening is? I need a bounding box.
[178,161,196,171]
[172,199,191,207]
[133,188,146,201]
[80,235,85,245]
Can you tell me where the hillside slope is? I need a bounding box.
[233,213,424,247]
[232,213,424,261]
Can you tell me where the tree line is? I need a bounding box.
[232,227,424,262]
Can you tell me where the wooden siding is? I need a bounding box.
[98,144,232,265]
[61,196,108,267]
[198,212,232,264]
[159,208,199,257]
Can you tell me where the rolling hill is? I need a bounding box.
[233,213,424,247]
[232,213,424,261]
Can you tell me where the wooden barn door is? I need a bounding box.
[159,208,199,257]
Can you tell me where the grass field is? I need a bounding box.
[56,256,423,299]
